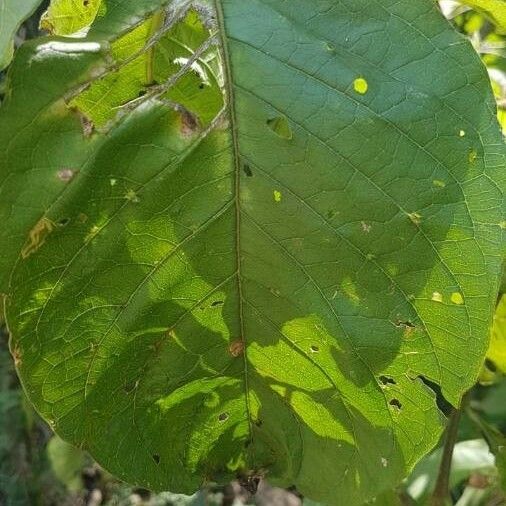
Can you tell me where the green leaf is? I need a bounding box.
[0,1,504,504]
[0,0,43,70]
[459,0,506,32]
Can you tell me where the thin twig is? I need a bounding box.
[430,392,469,506]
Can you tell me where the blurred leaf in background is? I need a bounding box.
[0,0,42,70]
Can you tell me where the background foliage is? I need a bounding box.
[0,0,505,505]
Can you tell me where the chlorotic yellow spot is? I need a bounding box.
[500,221,506,230]
[125,189,140,203]
[353,77,368,95]
[433,179,446,188]
[432,292,443,303]
[341,277,360,304]
[459,130,466,137]
[325,42,336,53]
[468,149,478,164]
[408,212,422,226]
[85,225,100,242]
[451,292,464,305]
[273,190,282,203]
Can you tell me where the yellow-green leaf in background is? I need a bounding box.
[487,295,506,373]
[71,8,223,129]
[40,0,105,36]
[460,0,506,33]
[47,435,86,492]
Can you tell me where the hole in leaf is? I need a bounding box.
[389,399,402,410]
[416,375,453,417]
[198,83,205,89]
[58,218,71,227]
[218,412,229,422]
[266,116,293,139]
[310,345,320,353]
[379,375,396,386]
[211,300,224,307]
[152,454,160,465]
[255,419,263,427]
[393,319,416,329]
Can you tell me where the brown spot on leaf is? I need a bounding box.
[178,107,200,137]
[229,340,245,357]
[12,346,22,367]
[57,169,77,182]
[80,114,94,137]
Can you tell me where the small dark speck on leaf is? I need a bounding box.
[198,82,205,89]
[255,419,263,427]
[310,345,320,353]
[211,300,224,307]
[243,163,253,177]
[152,454,161,465]
[218,412,229,422]
[58,217,71,227]
[389,399,402,410]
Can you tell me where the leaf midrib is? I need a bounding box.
[213,0,254,446]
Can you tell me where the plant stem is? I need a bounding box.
[430,393,469,506]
